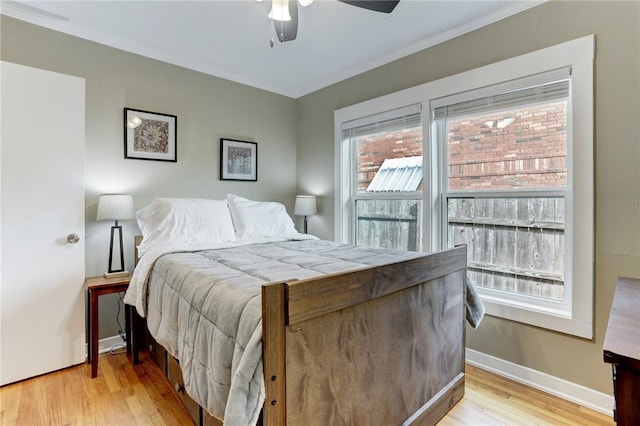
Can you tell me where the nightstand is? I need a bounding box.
[86,274,132,378]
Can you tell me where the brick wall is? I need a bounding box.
[356,127,422,192]
[448,100,567,190]
[355,100,567,191]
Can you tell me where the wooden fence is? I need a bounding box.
[354,196,565,301]
[355,199,421,251]
[448,197,565,301]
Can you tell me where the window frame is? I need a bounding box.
[335,99,430,248]
[345,107,424,250]
[434,72,573,321]
[335,35,594,338]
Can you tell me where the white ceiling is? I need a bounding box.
[1,0,542,98]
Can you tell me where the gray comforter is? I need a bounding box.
[134,239,483,426]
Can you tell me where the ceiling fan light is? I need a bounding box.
[268,0,291,21]
[298,0,314,6]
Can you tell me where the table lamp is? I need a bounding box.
[294,195,317,234]
[97,194,134,276]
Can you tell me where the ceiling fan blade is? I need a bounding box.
[273,0,298,42]
[337,0,400,14]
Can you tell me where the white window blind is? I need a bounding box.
[341,104,421,137]
[432,67,571,120]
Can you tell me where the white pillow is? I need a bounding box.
[227,194,297,239]
[136,198,235,255]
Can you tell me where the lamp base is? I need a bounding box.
[103,270,130,279]
[107,223,126,274]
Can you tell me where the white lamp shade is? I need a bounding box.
[294,195,317,216]
[96,194,134,221]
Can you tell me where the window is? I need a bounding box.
[335,35,593,337]
[340,105,423,251]
[433,70,572,314]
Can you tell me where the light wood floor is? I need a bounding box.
[0,351,614,426]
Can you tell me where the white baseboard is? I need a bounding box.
[98,335,127,354]
[466,349,614,417]
[85,335,127,358]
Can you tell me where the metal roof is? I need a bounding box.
[366,156,423,192]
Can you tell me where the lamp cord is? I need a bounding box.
[117,292,126,342]
[109,292,127,355]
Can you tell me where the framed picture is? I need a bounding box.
[220,138,258,181]
[124,108,177,162]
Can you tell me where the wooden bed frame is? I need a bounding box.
[132,236,467,425]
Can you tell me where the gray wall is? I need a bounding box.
[1,16,298,339]
[296,1,640,394]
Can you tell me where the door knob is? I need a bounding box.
[67,233,80,244]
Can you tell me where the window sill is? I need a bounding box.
[478,289,593,339]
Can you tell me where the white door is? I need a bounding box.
[0,61,86,385]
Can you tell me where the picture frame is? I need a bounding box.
[124,108,177,162]
[220,138,258,181]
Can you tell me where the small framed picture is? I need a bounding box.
[124,108,177,162]
[220,138,258,181]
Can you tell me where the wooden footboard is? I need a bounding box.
[133,235,466,425]
[262,245,467,426]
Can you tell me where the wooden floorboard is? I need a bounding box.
[0,351,193,426]
[441,364,614,426]
[0,352,614,425]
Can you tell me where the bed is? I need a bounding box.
[124,196,482,426]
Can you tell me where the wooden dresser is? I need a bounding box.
[603,277,640,425]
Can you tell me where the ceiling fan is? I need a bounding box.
[267,0,400,44]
